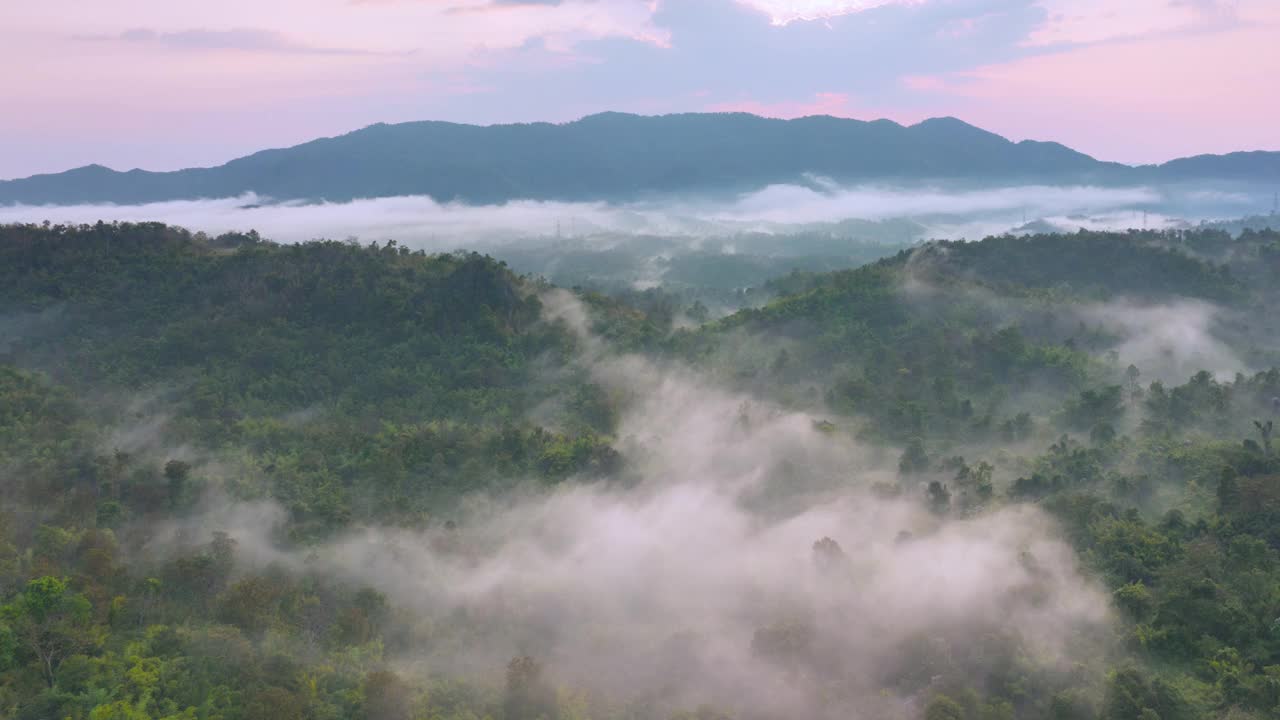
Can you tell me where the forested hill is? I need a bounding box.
[8,221,1280,720]
[0,223,546,419]
[0,222,632,532]
[687,226,1279,444]
[2,112,1278,205]
[771,231,1247,304]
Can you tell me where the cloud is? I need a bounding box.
[439,0,671,49]
[1023,0,1240,47]
[0,306,65,354]
[735,0,929,26]
[698,183,1161,226]
[900,21,1280,163]
[95,27,380,55]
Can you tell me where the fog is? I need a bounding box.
[0,181,1257,253]
[144,292,1114,719]
[1079,299,1248,382]
[899,240,1258,386]
[0,306,65,354]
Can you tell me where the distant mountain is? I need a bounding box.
[1,112,1276,206]
[1150,151,1280,183]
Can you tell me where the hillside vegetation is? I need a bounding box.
[3,221,1280,720]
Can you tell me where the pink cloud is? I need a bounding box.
[1023,0,1233,47]
[1021,0,1280,47]
[902,23,1280,162]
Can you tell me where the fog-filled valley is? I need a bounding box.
[3,178,1274,317]
[2,203,1280,720]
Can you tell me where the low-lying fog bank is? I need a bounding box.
[1,181,1270,253]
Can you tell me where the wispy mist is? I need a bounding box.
[141,292,1114,718]
[1080,299,1247,382]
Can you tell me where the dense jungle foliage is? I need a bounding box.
[3,220,1280,720]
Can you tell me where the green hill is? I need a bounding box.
[4,222,1280,720]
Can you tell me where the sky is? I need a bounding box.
[3,0,1278,179]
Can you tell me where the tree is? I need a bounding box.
[1060,386,1125,432]
[927,481,952,514]
[924,695,965,720]
[1218,466,1240,513]
[1113,582,1153,620]
[89,700,152,720]
[135,577,162,627]
[1253,420,1273,456]
[363,668,413,720]
[899,438,930,475]
[2,576,95,686]
[1091,422,1117,446]
[218,575,286,634]
[1102,666,1190,720]
[504,655,558,720]
[953,460,994,509]
[751,619,815,668]
[812,536,847,573]
[164,459,195,510]
[0,621,15,672]
[1126,365,1141,393]
[244,687,304,720]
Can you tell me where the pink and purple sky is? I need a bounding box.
[4,0,1278,179]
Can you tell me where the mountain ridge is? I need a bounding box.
[2,111,1276,206]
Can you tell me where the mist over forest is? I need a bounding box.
[2,186,1280,720]
[3,176,1274,316]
